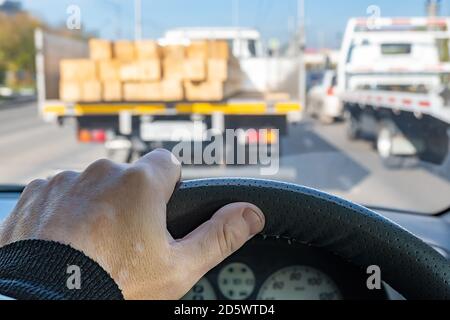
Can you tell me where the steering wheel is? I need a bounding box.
[167,179,450,300]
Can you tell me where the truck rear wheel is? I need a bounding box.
[346,112,361,140]
[319,114,334,125]
[377,121,407,169]
[377,126,393,159]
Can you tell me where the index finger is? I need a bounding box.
[135,149,182,203]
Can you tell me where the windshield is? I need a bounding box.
[1,0,450,216]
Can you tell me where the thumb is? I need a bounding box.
[174,203,265,280]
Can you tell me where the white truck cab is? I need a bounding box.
[338,17,450,95]
[161,27,264,58]
[339,17,450,165]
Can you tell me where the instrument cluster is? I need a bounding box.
[183,237,386,300]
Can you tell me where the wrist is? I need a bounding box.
[0,240,124,300]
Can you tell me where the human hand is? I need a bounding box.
[0,149,265,300]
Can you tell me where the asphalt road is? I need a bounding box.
[2,102,450,214]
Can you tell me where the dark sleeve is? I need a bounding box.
[0,240,123,300]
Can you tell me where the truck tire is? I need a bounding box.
[319,114,334,125]
[377,121,407,169]
[306,101,317,118]
[417,125,449,165]
[346,112,361,140]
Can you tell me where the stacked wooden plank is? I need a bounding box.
[59,39,240,103]
[182,40,242,101]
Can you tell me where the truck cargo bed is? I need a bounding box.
[42,92,301,119]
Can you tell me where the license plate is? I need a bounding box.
[140,121,207,142]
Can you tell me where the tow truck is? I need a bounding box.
[338,17,450,165]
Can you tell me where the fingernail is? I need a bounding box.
[243,207,265,236]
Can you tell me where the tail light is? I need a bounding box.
[246,129,278,145]
[262,129,278,145]
[92,130,107,143]
[327,86,335,96]
[246,130,259,144]
[78,129,106,143]
[78,130,91,143]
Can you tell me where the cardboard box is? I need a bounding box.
[60,59,97,81]
[184,80,240,101]
[207,59,228,81]
[120,60,161,81]
[184,81,223,101]
[162,45,185,60]
[60,81,102,103]
[187,41,209,59]
[123,82,162,101]
[139,60,161,81]
[89,39,112,60]
[103,81,122,101]
[114,40,136,61]
[123,83,140,101]
[208,41,230,60]
[120,63,140,81]
[184,58,206,81]
[136,40,160,60]
[60,81,81,102]
[98,60,121,81]
[163,58,184,80]
[81,80,102,102]
[161,80,184,101]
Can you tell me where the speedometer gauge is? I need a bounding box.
[218,263,256,300]
[182,278,216,300]
[257,266,342,300]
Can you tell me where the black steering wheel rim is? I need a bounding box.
[167,178,450,300]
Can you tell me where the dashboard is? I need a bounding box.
[182,237,386,300]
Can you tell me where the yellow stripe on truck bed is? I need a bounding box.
[176,103,267,115]
[275,102,302,114]
[43,105,67,116]
[43,101,302,116]
[74,104,166,115]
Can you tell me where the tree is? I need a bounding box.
[0,11,42,87]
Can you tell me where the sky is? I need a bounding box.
[20,0,450,48]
